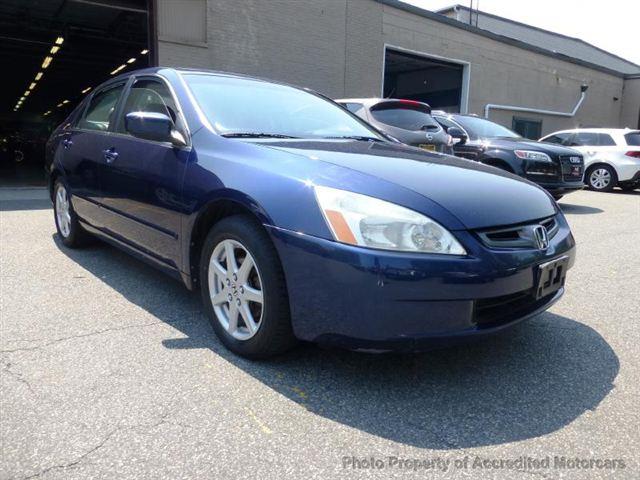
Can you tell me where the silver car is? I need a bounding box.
[335,98,454,154]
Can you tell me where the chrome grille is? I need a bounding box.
[476,216,559,249]
[559,155,584,182]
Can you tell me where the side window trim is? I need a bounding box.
[115,74,191,146]
[75,79,128,133]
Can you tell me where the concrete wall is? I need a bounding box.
[157,0,636,135]
[621,77,640,129]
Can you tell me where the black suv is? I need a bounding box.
[433,113,585,200]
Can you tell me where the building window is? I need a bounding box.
[158,0,206,46]
[512,117,542,140]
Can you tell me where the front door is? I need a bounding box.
[98,76,190,269]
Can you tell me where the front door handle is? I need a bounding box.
[103,148,119,163]
[62,138,73,149]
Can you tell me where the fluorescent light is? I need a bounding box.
[55,37,64,45]
[57,102,63,108]
[62,99,69,104]
[42,56,53,68]
[81,87,92,94]
[140,49,149,55]
[44,111,51,116]
[20,96,25,101]
[29,82,36,90]
[127,57,136,64]
[110,64,126,75]
[24,91,30,96]
[50,45,60,54]
[35,72,43,80]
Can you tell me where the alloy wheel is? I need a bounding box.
[208,239,264,340]
[55,184,72,237]
[590,168,611,190]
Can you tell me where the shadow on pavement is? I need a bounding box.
[0,199,51,211]
[54,234,619,450]
[559,203,603,215]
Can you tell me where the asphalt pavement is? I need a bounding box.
[1,187,639,479]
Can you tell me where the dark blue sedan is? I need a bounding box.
[46,67,576,358]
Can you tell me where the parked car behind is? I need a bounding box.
[539,128,640,192]
[433,112,585,200]
[47,68,576,359]
[335,98,454,154]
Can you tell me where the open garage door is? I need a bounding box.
[0,0,152,186]
[383,48,465,113]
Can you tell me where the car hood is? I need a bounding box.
[482,137,582,156]
[257,139,557,230]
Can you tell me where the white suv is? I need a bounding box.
[540,128,640,192]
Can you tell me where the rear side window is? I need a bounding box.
[568,132,598,146]
[78,83,125,131]
[597,133,616,146]
[370,107,440,131]
[624,132,640,146]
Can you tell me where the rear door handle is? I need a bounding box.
[62,138,73,149]
[103,148,119,163]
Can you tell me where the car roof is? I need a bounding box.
[335,98,433,109]
[542,128,640,136]
[100,66,325,96]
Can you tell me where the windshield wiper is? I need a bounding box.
[221,132,299,139]
[322,135,385,142]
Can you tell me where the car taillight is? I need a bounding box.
[625,151,640,158]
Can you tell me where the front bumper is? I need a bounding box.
[266,217,576,351]
[535,181,584,196]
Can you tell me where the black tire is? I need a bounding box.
[586,164,617,192]
[199,215,296,359]
[53,180,92,248]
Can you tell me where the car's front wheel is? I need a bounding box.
[53,181,91,247]
[199,215,296,359]
[587,165,617,192]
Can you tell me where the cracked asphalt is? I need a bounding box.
[1,187,639,479]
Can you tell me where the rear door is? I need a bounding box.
[566,132,618,168]
[61,81,126,228]
[98,75,190,268]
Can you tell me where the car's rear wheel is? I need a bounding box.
[587,165,617,192]
[53,181,91,248]
[199,215,296,359]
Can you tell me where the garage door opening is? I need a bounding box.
[383,48,466,113]
[0,0,152,187]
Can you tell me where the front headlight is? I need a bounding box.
[514,150,552,162]
[314,186,466,255]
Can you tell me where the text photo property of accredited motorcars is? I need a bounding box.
[47,68,576,359]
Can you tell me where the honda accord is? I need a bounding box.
[46,68,576,358]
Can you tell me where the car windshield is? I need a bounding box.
[183,74,383,140]
[454,116,521,140]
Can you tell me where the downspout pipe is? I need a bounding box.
[484,85,589,118]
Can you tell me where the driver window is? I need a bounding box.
[118,78,178,134]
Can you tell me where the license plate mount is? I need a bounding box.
[536,256,569,299]
[419,144,436,151]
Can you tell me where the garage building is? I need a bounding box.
[2,0,639,185]
[157,0,640,136]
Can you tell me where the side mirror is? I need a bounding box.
[447,127,468,145]
[125,111,186,146]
